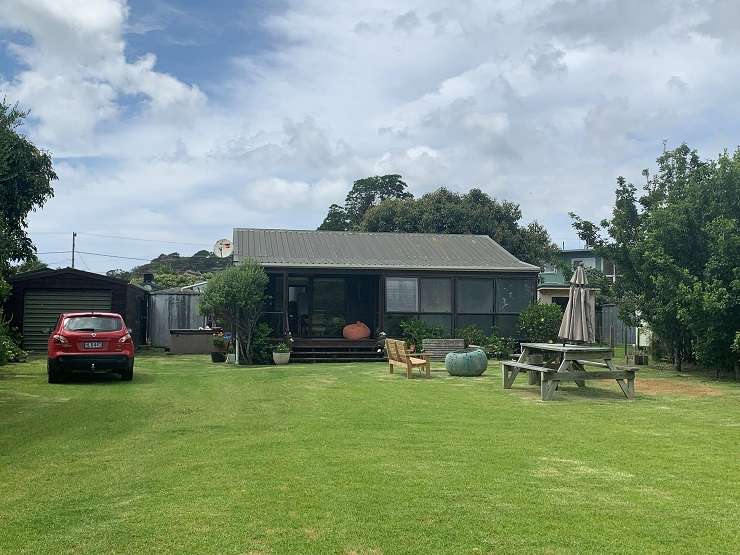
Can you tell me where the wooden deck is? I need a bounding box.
[290,338,385,363]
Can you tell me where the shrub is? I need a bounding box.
[273,342,291,353]
[518,303,562,343]
[200,259,268,364]
[399,319,442,351]
[454,325,487,347]
[250,323,274,365]
[487,334,516,359]
[0,319,26,365]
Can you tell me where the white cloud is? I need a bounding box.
[1,0,739,271]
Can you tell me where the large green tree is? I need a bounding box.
[199,259,269,365]
[0,102,57,280]
[571,145,740,371]
[360,187,559,266]
[318,175,412,231]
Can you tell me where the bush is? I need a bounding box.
[0,319,26,365]
[454,325,487,347]
[250,323,274,365]
[487,334,516,359]
[399,319,443,351]
[518,303,562,343]
[273,342,291,353]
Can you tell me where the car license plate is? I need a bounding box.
[84,341,103,349]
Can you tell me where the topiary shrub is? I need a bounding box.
[454,325,487,347]
[250,323,274,365]
[399,319,443,351]
[518,303,562,343]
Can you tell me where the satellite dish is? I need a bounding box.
[213,239,233,258]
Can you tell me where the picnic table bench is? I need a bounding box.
[502,342,637,401]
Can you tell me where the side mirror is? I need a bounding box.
[44,327,52,336]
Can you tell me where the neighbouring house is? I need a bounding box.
[148,283,208,350]
[233,229,539,360]
[541,247,617,284]
[538,248,640,346]
[3,268,148,350]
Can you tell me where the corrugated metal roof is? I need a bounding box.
[232,228,539,272]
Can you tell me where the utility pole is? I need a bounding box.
[72,232,77,269]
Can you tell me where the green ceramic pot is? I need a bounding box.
[445,348,488,376]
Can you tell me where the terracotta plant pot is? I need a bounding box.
[343,321,371,341]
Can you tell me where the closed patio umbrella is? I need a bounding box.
[558,265,596,344]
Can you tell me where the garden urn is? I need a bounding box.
[445,348,488,376]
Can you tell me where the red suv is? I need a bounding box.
[47,312,135,383]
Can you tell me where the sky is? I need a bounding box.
[1,0,739,273]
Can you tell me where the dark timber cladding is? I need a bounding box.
[233,229,540,355]
[3,268,148,350]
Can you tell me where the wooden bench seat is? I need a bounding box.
[386,338,431,378]
[421,338,465,361]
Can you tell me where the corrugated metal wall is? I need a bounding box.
[22,289,113,351]
[149,293,206,349]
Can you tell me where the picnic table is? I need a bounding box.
[501,342,637,401]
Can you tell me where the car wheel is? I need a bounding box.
[47,359,63,384]
[120,358,134,381]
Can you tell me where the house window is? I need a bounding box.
[420,278,452,313]
[386,277,418,312]
[572,257,596,269]
[455,314,493,335]
[496,278,533,313]
[421,314,452,336]
[456,279,494,313]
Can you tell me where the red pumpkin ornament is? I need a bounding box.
[343,321,371,341]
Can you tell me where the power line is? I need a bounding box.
[76,251,92,272]
[75,250,154,261]
[36,250,71,255]
[76,232,212,247]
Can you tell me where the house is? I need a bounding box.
[541,247,617,283]
[233,229,540,360]
[538,247,617,308]
[3,268,148,350]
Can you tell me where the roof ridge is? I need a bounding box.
[233,227,490,239]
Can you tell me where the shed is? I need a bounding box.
[148,285,208,349]
[3,268,148,350]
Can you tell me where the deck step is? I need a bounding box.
[291,357,387,363]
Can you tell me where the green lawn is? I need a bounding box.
[1,355,739,554]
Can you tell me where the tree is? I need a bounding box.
[570,145,740,371]
[199,260,269,365]
[11,255,47,275]
[0,101,57,277]
[361,187,559,266]
[318,175,412,231]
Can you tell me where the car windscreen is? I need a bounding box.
[64,316,123,332]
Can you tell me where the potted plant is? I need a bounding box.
[272,342,291,365]
[210,332,227,363]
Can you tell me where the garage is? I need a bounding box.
[3,268,148,351]
[21,289,113,351]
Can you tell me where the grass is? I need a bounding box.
[1,354,739,554]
